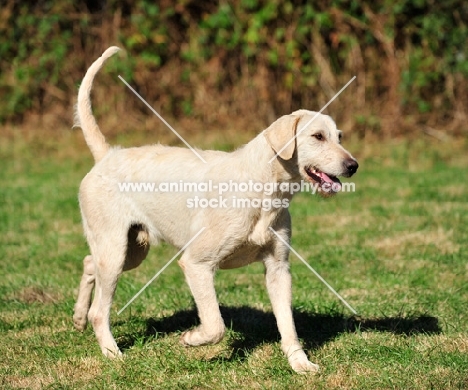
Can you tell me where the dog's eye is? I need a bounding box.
[313,133,324,141]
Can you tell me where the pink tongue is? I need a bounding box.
[318,172,335,183]
[318,172,342,192]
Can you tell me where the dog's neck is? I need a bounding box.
[238,132,301,187]
[232,133,296,246]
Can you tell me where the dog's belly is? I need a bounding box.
[218,244,262,269]
[135,194,196,248]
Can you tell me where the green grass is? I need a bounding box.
[1,130,467,389]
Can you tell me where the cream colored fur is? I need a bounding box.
[73,46,358,374]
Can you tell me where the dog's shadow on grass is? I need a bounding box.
[117,306,441,361]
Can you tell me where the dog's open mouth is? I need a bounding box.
[304,166,342,194]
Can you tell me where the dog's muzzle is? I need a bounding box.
[343,158,359,177]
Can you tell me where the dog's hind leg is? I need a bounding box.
[86,237,127,358]
[179,255,225,346]
[73,255,95,331]
[73,226,148,332]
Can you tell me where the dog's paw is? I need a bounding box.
[180,326,225,347]
[180,331,193,346]
[290,358,320,374]
[102,347,123,359]
[180,330,208,346]
[287,349,320,374]
[73,314,87,332]
[102,349,123,359]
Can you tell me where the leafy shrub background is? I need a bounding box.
[0,0,466,136]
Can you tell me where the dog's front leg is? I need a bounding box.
[179,256,225,346]
[264,254,319,374]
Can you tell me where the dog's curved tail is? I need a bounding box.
[75,46,121,163]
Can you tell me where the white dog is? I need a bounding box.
[73,47,358,373]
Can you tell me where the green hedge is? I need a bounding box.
[1,0,466,135]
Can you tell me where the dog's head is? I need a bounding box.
[264,109,358,196]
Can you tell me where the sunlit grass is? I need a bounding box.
[1,130,467,388]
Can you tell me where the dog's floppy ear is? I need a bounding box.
[264,114,301,160]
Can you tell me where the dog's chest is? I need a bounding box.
[247,208,279,246]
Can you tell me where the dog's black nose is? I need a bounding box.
[344,159,359,176]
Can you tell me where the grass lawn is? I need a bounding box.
[1,128,467,389]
